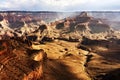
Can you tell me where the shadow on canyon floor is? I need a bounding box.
[96,49,120,64]
[102,68,120,80]
[44,59,80,80]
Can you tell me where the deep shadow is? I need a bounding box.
[44,59,80,80]
[98,51,120,63]
[102,68,120,80]
[80,37,120,63]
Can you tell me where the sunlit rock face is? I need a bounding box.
[0,38,47,80]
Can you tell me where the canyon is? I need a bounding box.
[0,11,120,80]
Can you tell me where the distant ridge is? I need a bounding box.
[0,11,120,13]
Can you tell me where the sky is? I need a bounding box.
[0,0,120,11]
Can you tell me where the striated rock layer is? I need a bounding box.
[0,38,47,80]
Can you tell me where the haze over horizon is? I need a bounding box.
[0,0,120,11]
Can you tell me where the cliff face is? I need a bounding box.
[54,12,110,32]
[0,38,47,80]
[47,12,113,42]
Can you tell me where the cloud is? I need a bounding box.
[0,0,39,10]
[41,0,86,7]
[0,0,120,11]
[35,0,87,11]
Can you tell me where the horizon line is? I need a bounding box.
[0,10,120,13]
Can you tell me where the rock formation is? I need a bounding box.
[0,11,120,42]
[0,38,47,80]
